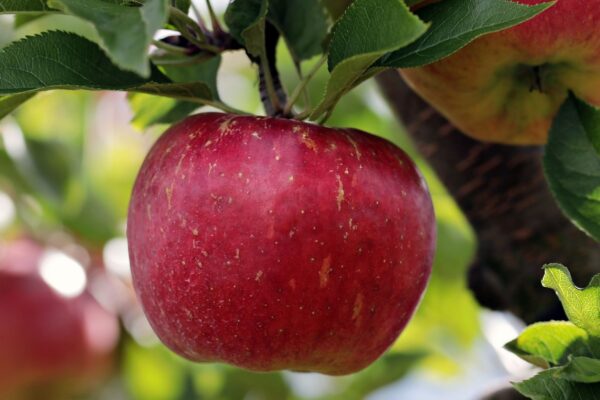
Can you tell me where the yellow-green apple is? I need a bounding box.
[0,239,119,399]
[401,0,600,145]
[127,113,435,375]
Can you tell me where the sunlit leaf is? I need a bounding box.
[311,0,428,120]
[541,264,600,336]
[47,0,169,77]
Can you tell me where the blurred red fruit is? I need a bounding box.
[0,239,120,399]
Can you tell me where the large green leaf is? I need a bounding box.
[505,321,600,369]
[376,0,554,68]
[268,0,329,62]
[129,56,221,129]
[170,0,190,13]
[311,0,428,120]
[0,0,55,13]
[544,95,600,242]
[0,31,215,105]
[224,0,269,58]
[541,264,600,336]
[0,31,149,92]
[577,93,600,156]
[514,369,600,400]
[47,0,169,77]
[556,357,600,383]
[14,13,47,28]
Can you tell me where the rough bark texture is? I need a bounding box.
[481,387,527,400]
[376,70,600,324]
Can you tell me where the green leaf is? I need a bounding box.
[544,95,600,241]
[129,94,196,129]
[47,0,169,77]
[170,0,190,13]
[0,0,56,13]
[134,81,214,102]
[320,0,352,21]
[376,0,554,68]
[14,13,47,27]
[0,31,149,92]
[160,56,221,98]
[541,264,600,336]
[268,0,329,61]
[129,56,221,129]
[0,31,215,105]
[556,357,600,383]
[0,93,36,120]
[514,369,600,400]
[310,0,428,120]
[576,95,600,157]
[505,321,600,369]
[224,0,269,58]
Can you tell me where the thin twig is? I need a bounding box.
[169,6,220,52]
[293,109,312,121]
[189,0,203,23]
[204,0,223,33]
[284,56,326,117]
[150,52,214,66]
[318,107,334,125]
[293,60,311,110]
[152,40,188,54]
[198,100,251,115]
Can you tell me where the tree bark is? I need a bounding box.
[481,387,527,400]
[376,70,600,324]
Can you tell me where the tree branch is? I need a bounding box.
[376,70,600,323]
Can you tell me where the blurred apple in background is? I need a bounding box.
[0,239,120,400]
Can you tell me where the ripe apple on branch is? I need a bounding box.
[127,113,435,375]
[402,0,600,145]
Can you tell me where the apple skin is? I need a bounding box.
[0,239,119,399]
[127,113,436,375]
[401,0,600,145]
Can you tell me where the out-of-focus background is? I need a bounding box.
[0,2,538,399]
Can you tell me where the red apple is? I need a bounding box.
[401,0,600,145]
[127,113,435,375]
[0,239,119,399]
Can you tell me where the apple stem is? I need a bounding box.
[530,66,544,92]
[257,23,289,117]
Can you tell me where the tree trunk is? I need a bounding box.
[376,70,600,324]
